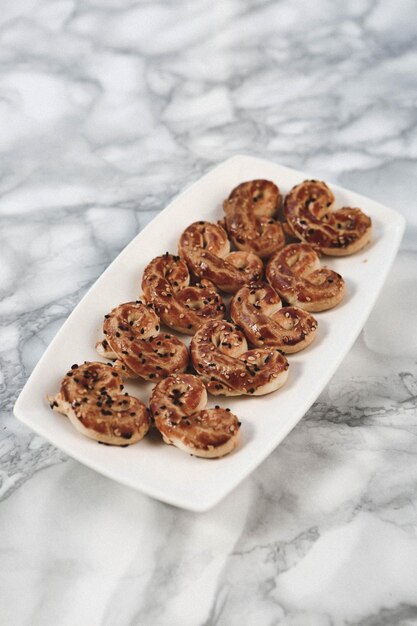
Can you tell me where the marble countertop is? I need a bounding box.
[1,0,417,624]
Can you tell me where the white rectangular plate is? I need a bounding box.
[14,155,405,512]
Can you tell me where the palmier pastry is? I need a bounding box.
[48,362,149,445]
[223,180,285,259]
[284,179,372,255]
[178,221,263,294]
[150,373,241,458]
[141,253,225,334]
[230,283,318,353]
[96,301,188,381]
[266,243,345,312]
[190,320,289,396]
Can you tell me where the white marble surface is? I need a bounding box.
[1,0,417,624]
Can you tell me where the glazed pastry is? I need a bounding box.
[223,180,285,259]
[190,320,289,396]
[266,243,345,312]
[96,301,189,381]
[141,253,225,334]
[230,283,318,353]
[150,373,241,458]
[178,221,263,293]
[48,362,149,446]
[284,179,372,255]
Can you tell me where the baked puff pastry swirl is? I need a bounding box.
[48,362,149,446]
[142,253,226,334]
[266,243,345,312]
[284,179,372,256]
[230,283,318,353]
[223,180,285,259]
[96,301,189,381]
[191,320,289,396]
[178,221,263,294]
[150,373,241,458]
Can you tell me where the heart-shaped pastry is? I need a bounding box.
[223,179,285,259]
[142,253,226,334]
[284,179,372,255]
[230,282,318,353]
[96,301,189,381]
[179,221,263,293]
[190,320,289,396]
[48,362,149,446]
[266,243,345,312]
[150,373,241,458]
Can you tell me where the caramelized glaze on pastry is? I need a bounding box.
[266,243,345,312]
[230,283,318,353]
[284,179,372,255]
[96,301,189,380]
[190,320,289,396]
[142,253,226,334]
[48,362,149,445]
[179,221,263,293]
[150,373,241,458]
[223,180,285,259]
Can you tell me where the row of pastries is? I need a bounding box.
[48,178,372,458]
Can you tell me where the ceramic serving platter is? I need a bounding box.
[14,155,405,512]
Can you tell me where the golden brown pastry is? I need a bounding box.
[48,362,149,445]
[266,243,345,312]
[141,253,225,334]
[190,320,289,396]
[96,301,189,381]
[284,179,372,255]
[230,283,318,353]
[178,221,263,294]
[150,373,241,458]
[223,180,285,259]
